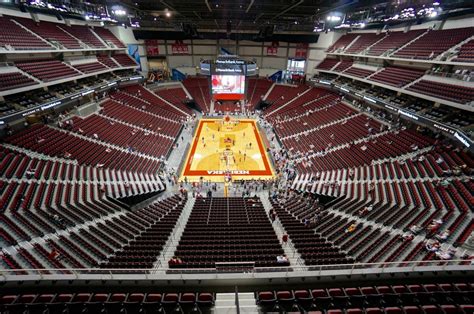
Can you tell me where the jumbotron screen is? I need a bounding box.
[211,75,246,100]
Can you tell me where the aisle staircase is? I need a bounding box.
[214,292,258,314]
[153,193,195,271]
[260,192,305,268]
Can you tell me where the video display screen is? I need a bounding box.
[211,75,245,100]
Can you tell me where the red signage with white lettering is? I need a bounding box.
[171,40,189,54]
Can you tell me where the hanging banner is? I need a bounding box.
[171,40,189,54]
[145,40,160,56]
[295,43,308,58]
[266,41,279,56]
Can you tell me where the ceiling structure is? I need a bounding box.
[8,0,473,37]
[114,0,379,33]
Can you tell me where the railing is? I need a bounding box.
[0,61,14,67]
[0,260,471,280]
[427,70,474,82]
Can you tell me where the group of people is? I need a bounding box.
[399,218,459,260]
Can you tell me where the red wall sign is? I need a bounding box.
[266,41,279,56]
[171,40,189,54]
[145,40,160,56]
[295,43,308,59]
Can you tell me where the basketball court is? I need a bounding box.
[181,117,275,182]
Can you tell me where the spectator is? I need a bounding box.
[169,256,183,265]
[345,223,357,233]
[48,249,61,261]
[276,254,288,263]
[271,210,277,222]
[402,233,414,242]
[435,230,450,242]
[409,225,422,235]
[425,240,440,252]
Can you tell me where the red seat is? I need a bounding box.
[365,308,383,314]
[179,293,196,303]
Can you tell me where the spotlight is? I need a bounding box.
[326,15,341,22]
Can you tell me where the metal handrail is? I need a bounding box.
[0,259,471,280]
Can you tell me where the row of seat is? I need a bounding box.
[264,84,310,114]
[1,15,124,50]
[369,67,425,88]
[327,27,474,62]
[2,195,180,271]
[0,72,37,91]
[394,27,474,60]
[247,78,273,110]
[122,84,187,118]
[69,114,174,158]
[155,86,194,115]
[182,77,211,112]
[407,80,474,104]
[171,197,287,268]
[256,283,473,313]
[0,291,214,314]
[4,124,162,174]
[266,88,336,122]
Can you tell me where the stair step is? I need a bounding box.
[214,305,259,314]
